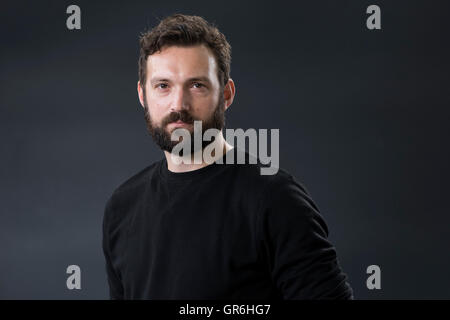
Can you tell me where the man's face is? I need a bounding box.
[139,45,225,153]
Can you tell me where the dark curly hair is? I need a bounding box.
[138,14,231,90]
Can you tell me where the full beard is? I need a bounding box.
[143,92,226,155]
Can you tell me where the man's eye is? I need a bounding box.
[157,83,168,89]
[192,82,204,89]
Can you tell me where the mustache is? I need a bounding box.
[162,110,196,127]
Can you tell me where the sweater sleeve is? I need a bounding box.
[258,172,354,300]
[102,196,125,300]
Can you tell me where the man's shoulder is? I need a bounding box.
[236,156,316,211]
[112,160,162,196]
[235,151,306,194]
[103,159,162,221]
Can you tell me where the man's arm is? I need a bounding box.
[258,172,354,299]
[102,196,125,300]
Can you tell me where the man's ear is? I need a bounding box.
[137,81,145,109]
[223,78,236,111]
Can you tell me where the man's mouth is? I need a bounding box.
[169,120,191,127]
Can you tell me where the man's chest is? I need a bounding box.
[117,192,267,298]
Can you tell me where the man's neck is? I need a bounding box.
[164,133,233,173]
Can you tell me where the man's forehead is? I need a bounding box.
[146,45,218,81]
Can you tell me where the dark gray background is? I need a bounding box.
[1,0,449,299]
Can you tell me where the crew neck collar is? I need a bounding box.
[158,147,238,182]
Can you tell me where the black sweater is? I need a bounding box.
[102,148,353,299]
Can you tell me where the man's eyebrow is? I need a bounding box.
[186,76,211,83]
[150,77,171,85]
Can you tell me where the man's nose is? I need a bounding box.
[170,87,190,112]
